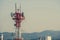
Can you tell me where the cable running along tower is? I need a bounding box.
[11,3,25,40]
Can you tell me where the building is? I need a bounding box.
[46,36,52,40]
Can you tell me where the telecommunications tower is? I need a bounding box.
[11,3,25,40]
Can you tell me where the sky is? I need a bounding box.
[0,0,60,33]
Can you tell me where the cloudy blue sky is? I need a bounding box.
[0,0,60,33]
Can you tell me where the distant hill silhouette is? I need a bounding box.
[22,30,60,39]
[0,30,60,40]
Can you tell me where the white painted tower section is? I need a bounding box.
[1,34,3,40]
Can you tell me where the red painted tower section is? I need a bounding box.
[11,3,25,40]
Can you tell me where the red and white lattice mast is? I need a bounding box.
[11,3,25,40]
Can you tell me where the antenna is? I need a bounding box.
[20,3,21,13]
[15,3,17,12]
